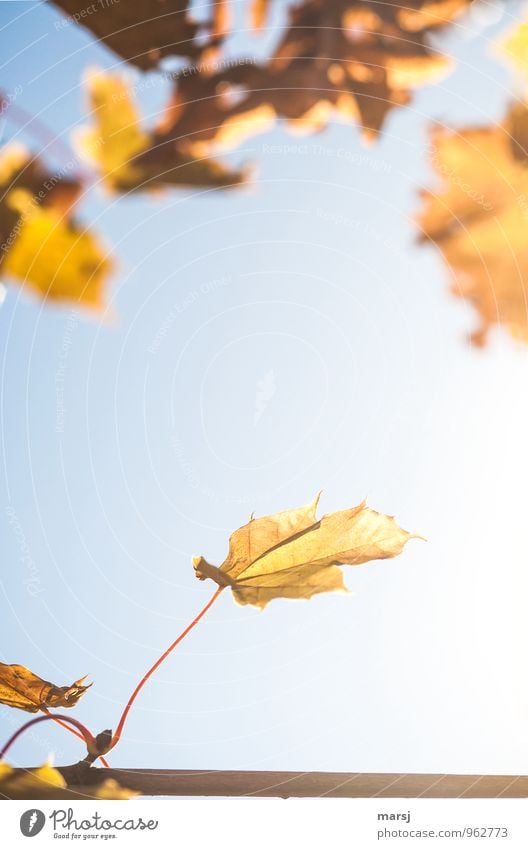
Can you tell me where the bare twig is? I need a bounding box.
[111,587,224,750]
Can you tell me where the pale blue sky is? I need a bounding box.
[2,1,528,777]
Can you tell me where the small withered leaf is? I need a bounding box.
[0,663,92,713]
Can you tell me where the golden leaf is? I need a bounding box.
[0,144,81,249]
[76,70,150,191]
[0,761,66,800]
[0,146,113,309]
[0,761,138,800]
[77,69,248,192]
[0,663,91,713]
[498,18,528,80]
[89,778,139,800]
[193,495,418,608]
[417,103,528,346]
[2,191,112,309]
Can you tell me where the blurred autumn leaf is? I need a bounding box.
[76,68,248,192]
[50,0,476,144]
[193,494,418,608]
[497,16,528,80]
[148,4,458,155]
[0,760,137,800]
[0,663,91,713]
[417,102,528,346]
[1,0,482,323]
[250,0,271,30]
[142,0,479,158]
[50,0,206,71]
[201,0,460,141]
[0,145,113,308]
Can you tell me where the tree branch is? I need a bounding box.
[23,766,528,798]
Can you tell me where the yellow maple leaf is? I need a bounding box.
[0,760,137,800]
[75,68,150,191]
[193,494,418,608]
[417,103,528,346]
[2,188,112,309]
[76,68,247,191]
[91,778,139,800]
[0,663,91,713]
[498,19,528,80]
[0,760,67,800]
[0,142,29,185]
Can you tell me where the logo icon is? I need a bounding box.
[20,810,45,837]
[253,369,276,425]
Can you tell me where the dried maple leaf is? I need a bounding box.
[0,145,113,309]
[193,494,418,608]
[155,0,473,151]
[76,69,248,192]
[0,144,80,246]
[417,102,528,346]
[251,0,474,32]
[49,0,206,71]
[0,663,91,713]
[0,760,137,800]
[258,0,457,138]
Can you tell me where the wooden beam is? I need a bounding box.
[44,767,528,798]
